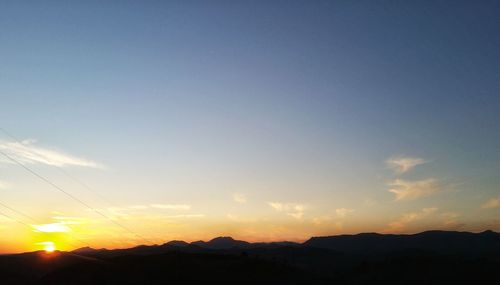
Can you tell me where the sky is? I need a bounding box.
[0,0,499,253]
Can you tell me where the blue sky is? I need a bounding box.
[0,1,498,252]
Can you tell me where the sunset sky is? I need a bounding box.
[0,1,499,253]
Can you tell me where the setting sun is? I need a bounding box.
[44,244,55,253]
[38,242,56,253]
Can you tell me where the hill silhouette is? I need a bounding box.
[304,230,500,254]
[0,230,498,284]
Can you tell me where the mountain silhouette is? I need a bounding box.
[191,236,251,249]
[163,240,189,247]
[1,230,497,284]
[304,230,500,254]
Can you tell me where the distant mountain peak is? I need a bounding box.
[164,240,189,247]
[190,236,250,249]
[72,246,105,254]
[209,236,236,242]
[481,229,498,236]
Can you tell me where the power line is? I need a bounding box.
[0,208,32,228]
[0,207,85,250]
[0,127,152,245]
[0,127,113,206]
[0,200,88,248]
[0,127,153,244]
[0,149,153,245]
[0,200,38,224]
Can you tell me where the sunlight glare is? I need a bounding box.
[38,241,56,253]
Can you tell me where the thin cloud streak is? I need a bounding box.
[0,139,105,169]
[165,214,205,218]
[386,207,438,232]
[388,178,443,201]
[482,198,500,209]
[268,202,305,220]
[335,208,354,218]
[150,204,191,210]
[386,156,427,173]
[32,222,71,233]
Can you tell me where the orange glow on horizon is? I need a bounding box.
[37,241,56,253]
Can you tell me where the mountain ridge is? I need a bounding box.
[1,230,498,285]
[69,229,499,255]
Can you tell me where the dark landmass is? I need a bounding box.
[0,230,499,284]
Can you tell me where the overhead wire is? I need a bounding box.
[0,131,154,245]
[0,206,85,250]
[0,127,113,205]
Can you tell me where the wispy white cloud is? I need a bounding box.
[388,178,443,201]
[232,193,247,204]
[165,214,204,218]
[481,198,500,209]
[386,207,438,232]
[268,202,305,220]
[287,212,304,219]
[150,204,191,210]
[36,241,55,248]
[32,222,71,233]
[386,156,427,174]
[335,208,354,218]
[0,139,104,169]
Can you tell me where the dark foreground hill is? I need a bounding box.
[304,230,500,254]
[0,230,499,284]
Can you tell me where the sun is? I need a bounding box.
[44,243,55,253]
[38,241,56,253]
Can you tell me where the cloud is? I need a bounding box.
[386,156,427,173]
[481,198,500,209]
[232,193,247,204]
[165,214,204,218]
[36,241,55,248]
[268,202,305,220]
[150,204,191,210]
[0,139,104,169]
[287,212,304,219]
[32,222,71,233]
[335,208,354,218]
[386,207,438,232]
[388,178,443,201]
